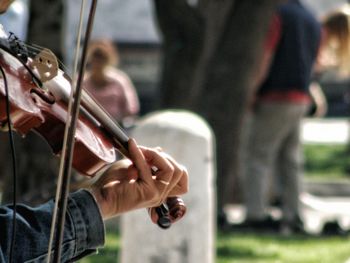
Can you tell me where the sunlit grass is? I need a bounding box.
[79,231,120,262]
[217,232,350,263]
[80,230,350,263]
[304,144,350,180]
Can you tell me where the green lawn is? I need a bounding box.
[304,144,350,179]
[217,232,350,263]
[80,231,350,263]
[79,232,120,262]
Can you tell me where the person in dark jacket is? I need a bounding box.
[244,0,321,234]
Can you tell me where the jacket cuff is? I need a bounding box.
[68,189,105,255]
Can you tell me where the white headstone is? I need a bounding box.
[120,110,216,263]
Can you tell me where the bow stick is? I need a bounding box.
[47,0,98,262]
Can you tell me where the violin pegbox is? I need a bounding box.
[30,48,59,83]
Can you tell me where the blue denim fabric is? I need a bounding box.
[0,190,105,262]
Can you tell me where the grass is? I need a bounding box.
[80,230,350,263]
[79,232,120,262]
[217,232,350,263]
[80,144,350,263]
[304,144,350,180]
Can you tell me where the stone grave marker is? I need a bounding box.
[120,110,216,263]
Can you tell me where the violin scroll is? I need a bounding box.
[150,197,186,229]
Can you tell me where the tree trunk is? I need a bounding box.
[27,0,64,60]
[155,0,281,213]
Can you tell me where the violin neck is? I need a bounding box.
[80,89,130,157]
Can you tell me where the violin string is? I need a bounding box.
[8,31,70,74]
[19,43,70,74]
[0,66,18,263]
[31,45,70,74]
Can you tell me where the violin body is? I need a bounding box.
[0,48,43,133]
[0,47,116,176]
[0,30,186,227]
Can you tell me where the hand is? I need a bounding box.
[90,138,188,220]
[0,0,13,14]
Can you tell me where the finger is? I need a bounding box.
[141,149,188,201]
[153,179,171,204]
[128,138,154,186]
[150,151,188,199]
[167,167,189,196]
[139,146,175,186]
[158,159,184,201]
[130,140,175,207]
[152,164,175,204]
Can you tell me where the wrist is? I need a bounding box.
[89,187,110,220]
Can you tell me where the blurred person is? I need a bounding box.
[83,39,140,127]
[243,0,321,234]
[305,3,350,118]
[268,5,350,207]
[305,4,350,117]
[317,4,350,77]
[246,3,350,225]
[305,81,328,117]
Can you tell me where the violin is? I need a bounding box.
[0,30,186,227]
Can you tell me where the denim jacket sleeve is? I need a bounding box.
[0,189,105,262]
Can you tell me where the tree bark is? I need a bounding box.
[27,0,64,60]
[154,0,204,108]
[155,0,281,213]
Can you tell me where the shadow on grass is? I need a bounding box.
[217,245,278,260]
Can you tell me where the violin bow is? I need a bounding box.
[47,0,98,262]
